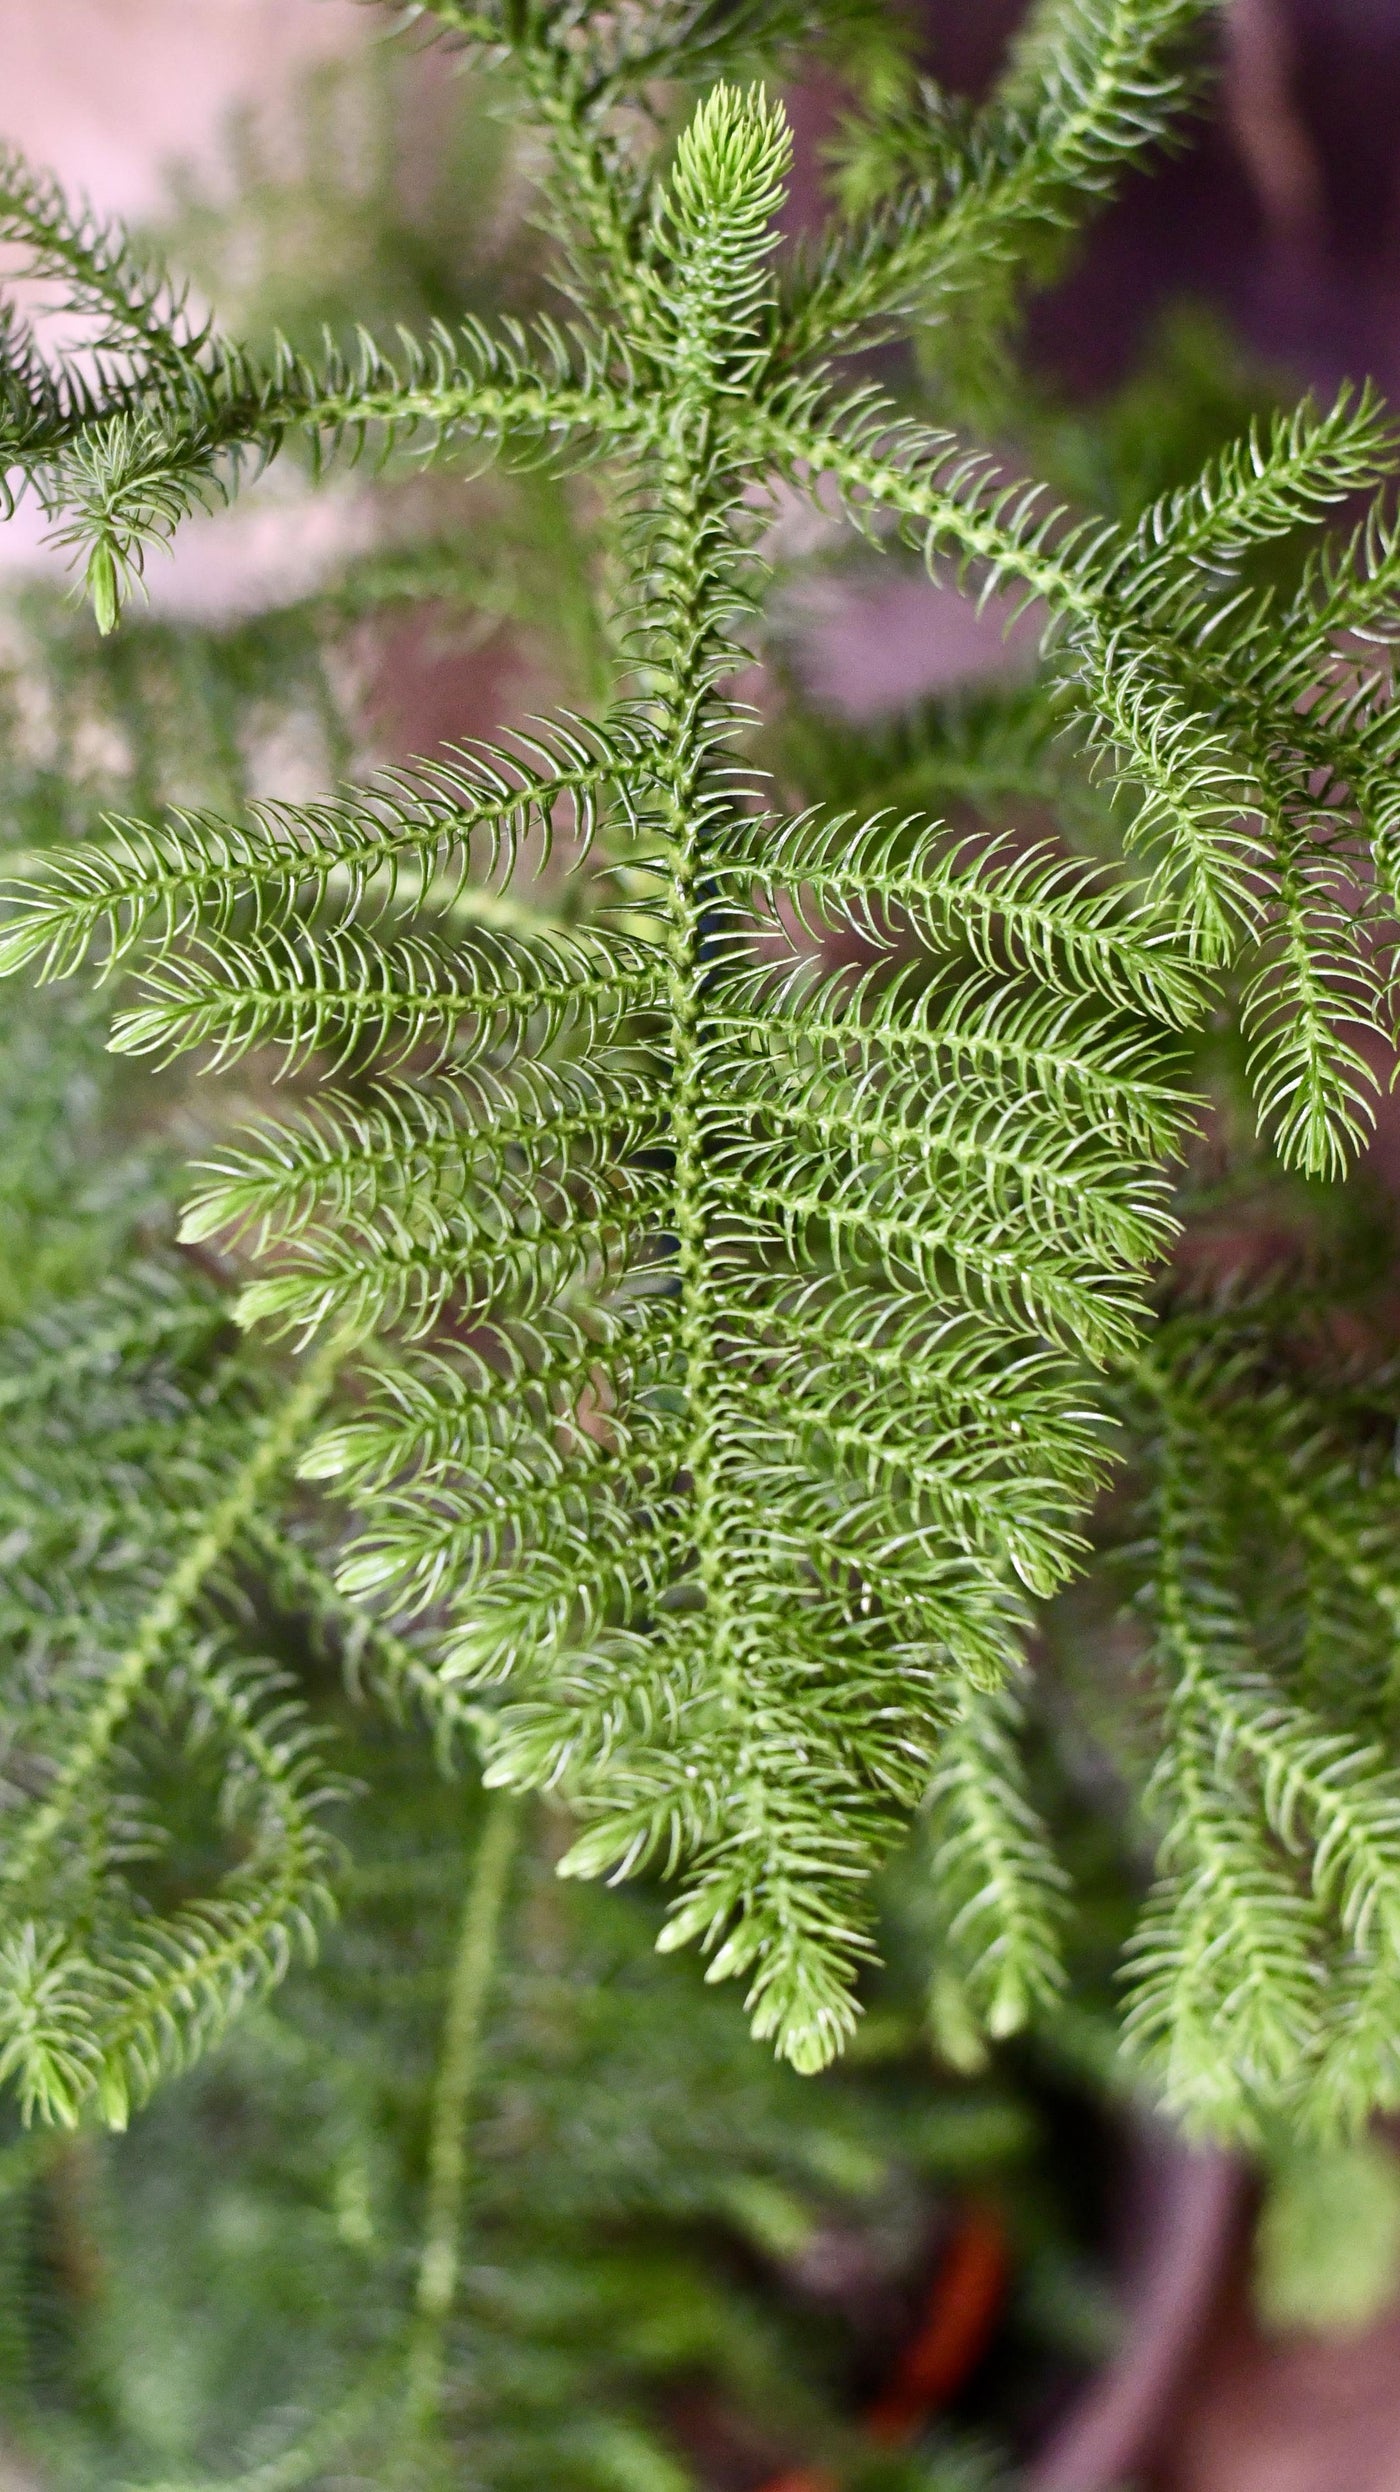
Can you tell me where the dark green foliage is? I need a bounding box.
[0,1756,1096,2492]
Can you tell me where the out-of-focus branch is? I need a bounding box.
[1225,0,1324,243]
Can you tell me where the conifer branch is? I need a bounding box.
[790,0,1212,354]
[401,1790,521,2450]
[0,1336,344,1908]
[3,2,1400,2135]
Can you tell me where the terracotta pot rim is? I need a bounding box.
[1025,2124,1244,2492]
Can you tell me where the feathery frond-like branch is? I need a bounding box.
[4,2,1400,2129]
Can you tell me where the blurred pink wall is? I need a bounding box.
[1,0,378,607]
[7,0,363,220]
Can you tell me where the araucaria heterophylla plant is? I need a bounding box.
[4,0,1400,2148]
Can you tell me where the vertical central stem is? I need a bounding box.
[652,422,736,1638]
[401,1788,521,2460]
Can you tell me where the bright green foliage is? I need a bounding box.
[6,0,1400,2141]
